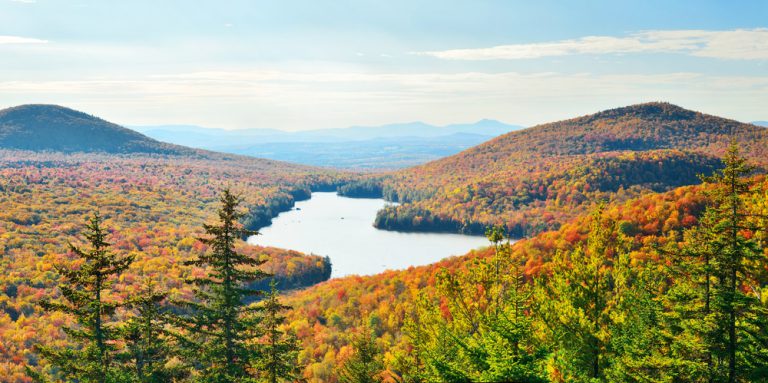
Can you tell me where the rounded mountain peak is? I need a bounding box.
[589,102,698,122]
[0,104,185,154]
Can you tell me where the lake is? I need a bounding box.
[247,192,491,277]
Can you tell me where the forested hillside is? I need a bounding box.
[0,105,195,155]
[2,103,767,382]
[287,149,768,381]
[0,148,349,381]
[367,103,768,236]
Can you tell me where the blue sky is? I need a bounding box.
[1,0,766,130]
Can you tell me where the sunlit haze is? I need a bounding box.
[1,0,767,130]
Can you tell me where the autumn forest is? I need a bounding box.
[0,100,765,383]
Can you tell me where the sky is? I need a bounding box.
[1,0,767,131]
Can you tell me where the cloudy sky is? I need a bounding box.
[1,0,766,130]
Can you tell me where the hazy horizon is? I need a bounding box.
[126,117,520,132]
[1,0,767,131]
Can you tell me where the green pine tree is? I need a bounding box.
[28,213,134,383]
[657,210,722,382]
[536,206,657,382]
[338,324,385,383]
[118,278,187,383]
[537,207,615,381]
[658,142,768,382]
[603,257,668,383]
[256,281,301,383]
[705,143,768,382]
[174,189,270,383]
[699,143,767,382]
[405,226,546,382]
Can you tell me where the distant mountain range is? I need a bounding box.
[131,119,519,144]
[130,120,523,169]
[0,104,520,169]
[753,121,768,127]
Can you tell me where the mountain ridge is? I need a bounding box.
[129,119,523,169]
[371,102,768,236]
[0,104,340,173]
[457,102,767,159]
[0,104,193,155]
[131,119,522,143]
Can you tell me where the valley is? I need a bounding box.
[3,3,767,382]
[131,120,522,170]
[1,102,767,382]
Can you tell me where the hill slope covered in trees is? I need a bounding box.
[0,105,357,380]
[0,105,198,155]
[3,102,767,382]
[287,166,768,382]
[366,103,768,236]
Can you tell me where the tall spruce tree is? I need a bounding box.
[536,206,657,382]
[29,213,134,383]
[705,143,768,382]
[338,324,385,383]
[658,209,723,382]
[256,281,301,383]
[537,207,616,380]
[175,189,270,383]
[118,278,186,383]
[405,226,546,382]
[668,143,768,382]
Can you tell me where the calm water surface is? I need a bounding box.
[247,192,490,277]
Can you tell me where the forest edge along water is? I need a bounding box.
[247,192,493,277]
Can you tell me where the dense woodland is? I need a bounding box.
[23,190,304,382]
[366,103,768,236]
[6,144,765,382]
[286,145,768,382]
[375,150,721,236]
[1,103,768,382]
[0,149,346,381]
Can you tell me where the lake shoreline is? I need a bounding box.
[248,192,491,277]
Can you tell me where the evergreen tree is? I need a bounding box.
[704,143,768,382]
[537,207,616,381]
[118,278,186,383]
[338,324,385,383]
[29,213,134,383]
[653,143,768,383]
[537,206,658,382]
[603,260,668,383]
[175,189,270,383]
[256,281,301,383]
[656,210,722,382]
[667,143,768,382]
[405,226,546,382]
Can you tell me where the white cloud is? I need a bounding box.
[418,28,768,60]
[10,0,37,3]
[0,35,48,44]
[2,70,766,129]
